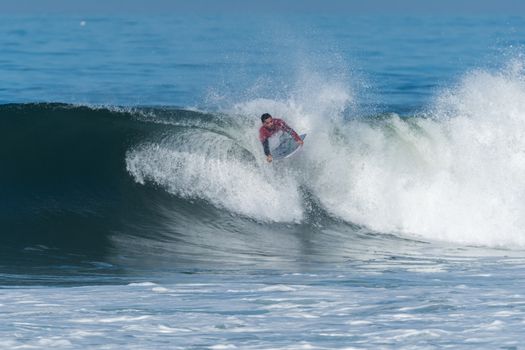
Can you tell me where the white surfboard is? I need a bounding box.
[271,134,306,160]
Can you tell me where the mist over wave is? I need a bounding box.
[126,62,525,248]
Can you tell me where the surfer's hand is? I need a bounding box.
[297,140,304,146]
[266,155,273,163]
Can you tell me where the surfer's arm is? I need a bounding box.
[262,138,271,156]
[259,127,272,156]
[261,138,272,162]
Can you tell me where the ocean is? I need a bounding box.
[2,13,525,349]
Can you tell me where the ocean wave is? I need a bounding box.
[127,64,525,248]
[3,62,525,252]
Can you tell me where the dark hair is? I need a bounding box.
[261,113,272,123]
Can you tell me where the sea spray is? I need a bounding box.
[125,63,525,248]
[302,65,525,247]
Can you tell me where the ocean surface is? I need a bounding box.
[3,14,525,349]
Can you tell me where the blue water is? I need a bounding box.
[3,14,525,349]
[4,15,524,109]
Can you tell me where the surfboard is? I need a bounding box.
[271,134,306,160]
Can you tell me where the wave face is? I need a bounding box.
[3,65,525,269]
[0,103,153,266]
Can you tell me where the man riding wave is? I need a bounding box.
[259,113,303,163]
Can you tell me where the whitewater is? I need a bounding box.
[126,64,525,248]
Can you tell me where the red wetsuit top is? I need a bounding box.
[259,118,301,156]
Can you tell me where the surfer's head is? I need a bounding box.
[261,113,273,128]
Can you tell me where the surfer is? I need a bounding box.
[259,113,303,163]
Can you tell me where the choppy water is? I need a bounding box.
[2,14,525,349]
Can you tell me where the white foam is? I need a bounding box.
[157,325,193,333]
[128,282,158,286]
[210,345,237,350]
[73,316,151,323]
[127,61,525,248]
[250,62,525,248]
[406,266,446,273]
[391,329,443,340]
[259,285,297,292]
[346,320,372,325]
[316,65,525,248]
